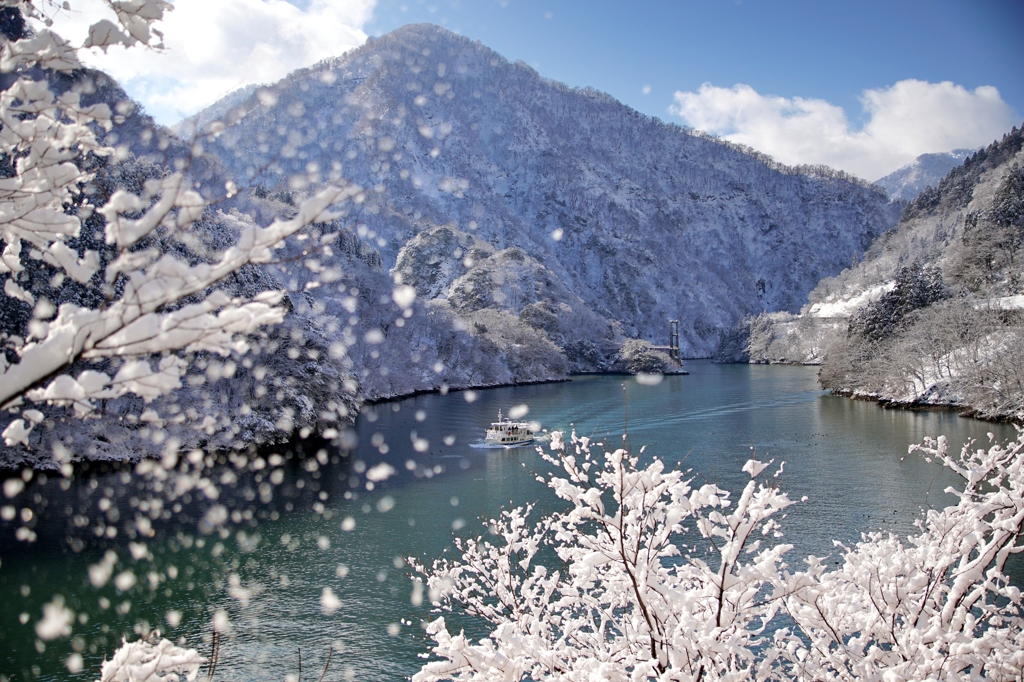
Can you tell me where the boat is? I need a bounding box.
[485,409,536,446]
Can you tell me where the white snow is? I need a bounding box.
[807,282,894,318]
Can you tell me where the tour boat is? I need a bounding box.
[485,409,536,446]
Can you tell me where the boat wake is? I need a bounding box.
[469,441,535,450]
[469,433,551,450]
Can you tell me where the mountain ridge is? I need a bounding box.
[874,149,977,201]
[192,22,903,359]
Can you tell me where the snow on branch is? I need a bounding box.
[0,183,360,425]
[775,431,1024,680]
[412,429,1024,681]
[411,430,795,681]
[0,28,81,72]
[99,636,205,682]
[0,1,363,447]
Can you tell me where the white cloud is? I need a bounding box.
[670,80,1019,180]
[47,0,376,125]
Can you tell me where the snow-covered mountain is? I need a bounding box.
[190,23,902,360]
[874,149,976,201]
[812,131,1022,311]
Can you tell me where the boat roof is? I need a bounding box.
[490,409,532,428]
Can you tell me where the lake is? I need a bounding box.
[1,361,1019,681]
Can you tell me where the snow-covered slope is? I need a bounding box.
[190,23,902,359]
[810,130,1024,309]
[0,24,914,466]
[874,149,975,201]
[728,125,1024,420]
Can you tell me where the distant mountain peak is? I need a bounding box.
[874,148,977,201]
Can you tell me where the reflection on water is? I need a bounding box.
[1,361,1018,681]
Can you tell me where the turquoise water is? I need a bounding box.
[1,362,1018,681]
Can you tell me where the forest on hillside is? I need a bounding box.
[724,126,1024,421]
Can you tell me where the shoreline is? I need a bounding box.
[0,370,694,472]
[8,363,1019,475]
[360,376,573,406]
[360,368,691,406]
[829,388,1023,426]
[716,357,1022,426]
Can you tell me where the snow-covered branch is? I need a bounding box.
[0,1,363,447]
[414,428,1024,681]
[99,636,205,682]
[776,432,1024,680]
[412,430,795,681]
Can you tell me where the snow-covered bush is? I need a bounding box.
[99,636,205,682]
[411,429,796,681]
[776,431,1024,680]
[413,429,1024,681]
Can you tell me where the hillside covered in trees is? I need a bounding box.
[721,125,1024,421]
[187,24,901,359]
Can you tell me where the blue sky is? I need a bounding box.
[363,0,1023,178]
[54,0,1023,180]
[365,0,1024,129]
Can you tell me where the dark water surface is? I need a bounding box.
[1,362,1019,681]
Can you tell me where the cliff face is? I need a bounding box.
[192,23,901,360]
